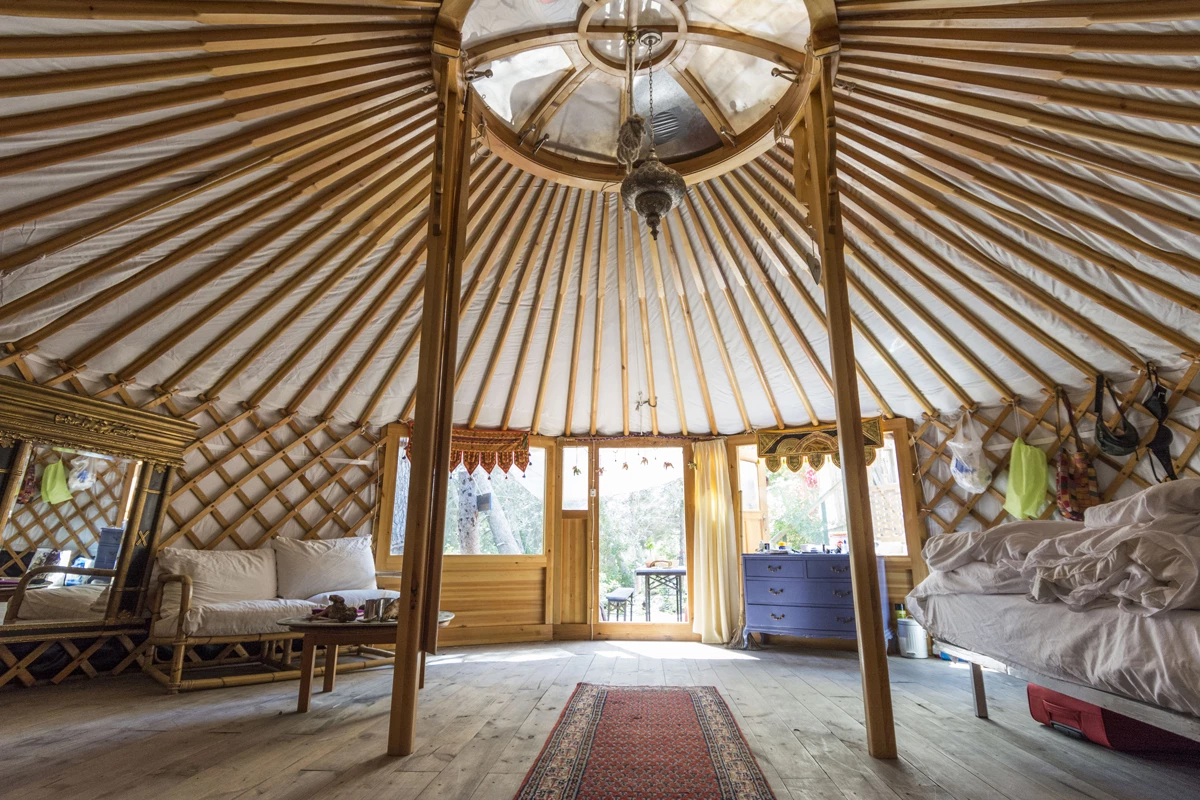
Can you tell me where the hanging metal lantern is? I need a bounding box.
[617,29,685,240]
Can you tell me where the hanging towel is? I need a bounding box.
[1004,438,1047,520]
[41,460,73,505]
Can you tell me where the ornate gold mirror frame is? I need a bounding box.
[0,378,196,638]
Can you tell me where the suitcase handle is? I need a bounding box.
[1044,701,1083,733]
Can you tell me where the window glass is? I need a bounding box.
[562,446,589,510]
[442,446,546,555]
[762,433,907,555]
[597,446,687,622]
[390,440,410,556]
[737,445,759,511]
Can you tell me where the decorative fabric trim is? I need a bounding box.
[757,418,884,473]
[406,426,530,474]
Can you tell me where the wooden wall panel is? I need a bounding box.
[558,514,588,625]
[437,556,549,645]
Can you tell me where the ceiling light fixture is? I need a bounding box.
[618,28,685,240]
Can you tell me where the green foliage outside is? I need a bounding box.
[765,468,839,549]
[598,477,686,618]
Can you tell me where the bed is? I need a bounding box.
[908,590,1200,741]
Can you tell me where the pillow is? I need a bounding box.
[1084,478,1200,528]
[156,547,278,618]
[17,585,107,620]
[272,536,376,600]
[306,588,399,607]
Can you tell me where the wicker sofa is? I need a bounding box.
[144,536,398,692]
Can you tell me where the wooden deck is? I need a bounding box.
[3,641,1197,800]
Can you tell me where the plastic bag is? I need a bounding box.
[67,456,98,492]
[947,411,992,494]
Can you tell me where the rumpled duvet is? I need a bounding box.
[916,480,1200,616]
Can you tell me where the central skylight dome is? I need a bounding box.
[463,0,811,188]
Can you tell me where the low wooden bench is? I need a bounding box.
[604,588,635,621]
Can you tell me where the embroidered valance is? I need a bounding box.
[756,418,884,473]
[406,427,531,474]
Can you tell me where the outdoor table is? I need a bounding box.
[281,610,454,712]
[633,566,686,621]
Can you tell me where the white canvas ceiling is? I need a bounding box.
[0,2,1197,436]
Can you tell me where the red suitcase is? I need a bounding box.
[1027,685,1200,752]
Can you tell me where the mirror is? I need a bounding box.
[1,443,143,628]
[0,377,195,635]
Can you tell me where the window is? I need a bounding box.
[388,443,546,557]
[597,446,687,622]
[442,446,546,555]
[755,433,908,556]
[562,446,589,510]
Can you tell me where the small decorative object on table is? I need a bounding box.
[310,595,358,623]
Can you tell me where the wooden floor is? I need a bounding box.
[4,641,1198,800]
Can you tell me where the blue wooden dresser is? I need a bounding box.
[742,552,890,648]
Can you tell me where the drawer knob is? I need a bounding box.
[833,589,851,598]
[770,613,786,620]
[831,565,849,573]
[767,565,782,572]
[836,615,854,624]
[769,588,784,595]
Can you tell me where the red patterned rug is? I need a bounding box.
[514,683,777,799]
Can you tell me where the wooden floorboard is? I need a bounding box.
[2,641,1197,800]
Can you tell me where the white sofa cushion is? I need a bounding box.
[273,536,376,600]
[152,598,319,639]
[156,547,278,619]
[16,584,106,621]
[306,588,400,607]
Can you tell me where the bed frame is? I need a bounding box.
[936,640,1200,744]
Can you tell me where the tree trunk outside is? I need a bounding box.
[472,469,521,554]
[455,469,480,554]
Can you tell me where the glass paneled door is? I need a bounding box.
[596,446,687,623]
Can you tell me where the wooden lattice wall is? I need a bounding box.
[915,362,1200,538]
[0,359,383,554]
[1,447,129,576]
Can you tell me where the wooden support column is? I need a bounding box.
[800,49,897,760]
[388,37,470,758]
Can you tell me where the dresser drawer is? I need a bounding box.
[805,557,852,580]
[744,557,805,579]
[745,578,853,607]
[746,604,858,633]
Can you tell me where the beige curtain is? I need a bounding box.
[691,439,740,645]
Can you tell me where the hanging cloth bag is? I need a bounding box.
[15,450,37,505]
[1004,437,1048,520]
[1094,375,1139,457]
[947,410,992,494]
[1055,389,1098,521]
[40,459,73,505]
[1143,365,1177,482]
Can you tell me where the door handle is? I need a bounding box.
[831,565,849,573]
[770,612,786,620]
[767,565,782,572]
[833,589,851,598]
[769,588,784,595]
[836,616,854,624]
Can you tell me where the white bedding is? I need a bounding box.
[921,480,1200,616]
[908,585,1200,718]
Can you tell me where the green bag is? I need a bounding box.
[1003,438,1047,520]
[40,460,73,505]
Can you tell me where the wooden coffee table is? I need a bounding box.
[282,611,454,712]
